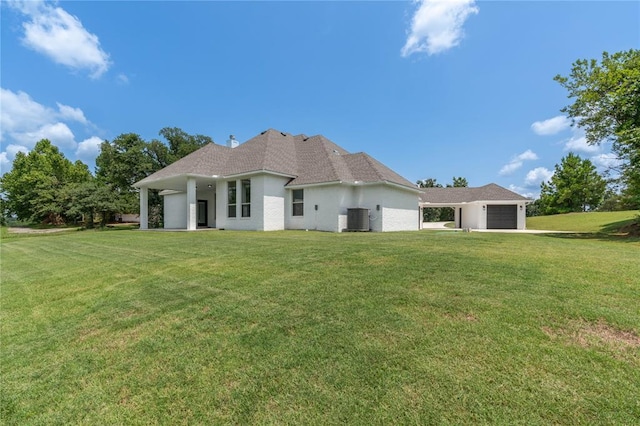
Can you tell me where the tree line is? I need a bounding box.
[0,128,212,227]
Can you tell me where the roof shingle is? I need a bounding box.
[136,129,416,190]
[419,183,530,203]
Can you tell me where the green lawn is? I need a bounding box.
[1,229,639,424]
[527,210,639,233]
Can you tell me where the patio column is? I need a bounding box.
[139,187,148,230]
[186,177,196,230]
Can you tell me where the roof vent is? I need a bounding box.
[333,149,340,155]
[226,135,239,148]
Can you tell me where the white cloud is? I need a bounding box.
[0,144,29,175]
[0,87,101,172]
[508,184,536,199]
[0,144,29,174]
[564,133,600,154]
[56,102,88,124]
[0,152,10,173]
[525,167,553,186]
[6,144,30,157]
[10,0,111,78]
[0,87,54,134]
[0,88,94,149]
[591,153,622,170]
[499,149,539,175]
[531,115,571,136]
[401,0,478,57]
[12,122,76,149]
[75,136,103,162]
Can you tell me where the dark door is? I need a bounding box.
[486,205,517,229]
[197,200,208,227]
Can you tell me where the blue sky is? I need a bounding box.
[1,0,638,197]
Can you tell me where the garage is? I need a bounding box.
[487,204,517,229]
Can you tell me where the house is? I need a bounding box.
[134,129,421,232]
[419,184,530,230]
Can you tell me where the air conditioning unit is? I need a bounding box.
[347,208,370,231]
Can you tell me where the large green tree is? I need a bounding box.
[0,140,91,223]
[538,153,606,215]
[95,128,214,225]
[555,49,640,208]
[158,127,213,164]
[63,180,123,228]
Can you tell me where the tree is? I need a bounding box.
[158,127,213,164]
[95,128,213,226]
[416,178,442,188]
[64,180,123,228]
[555,49,640,209]
[538,153,606,215]
[449,176,468,188]
[0,140,91,223]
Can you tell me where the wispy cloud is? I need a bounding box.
[531,115,571,136]
[117,73,130,85]
[508,184,536,200]
[9,0,111,78]
[401,0,478,57]
[564,131,600,154]
[499,149,539,176]
[591,153,622,170]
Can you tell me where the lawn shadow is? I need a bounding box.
[535,232,640,244]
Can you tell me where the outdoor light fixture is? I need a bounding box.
[482,205,486,211]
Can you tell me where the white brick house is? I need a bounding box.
[134,129,420,232]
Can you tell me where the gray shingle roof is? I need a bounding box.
[419,183,530,203]
[135,129,416,190]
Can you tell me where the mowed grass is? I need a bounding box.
[1,229,639,424]
[527,210,639,233]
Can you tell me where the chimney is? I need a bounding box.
[226,134,239,148]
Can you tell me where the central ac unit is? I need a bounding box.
[347,208,370,231]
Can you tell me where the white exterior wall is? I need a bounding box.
[164,192,187,229]
[518,203,526,229]
[214,174,288,231]
[286,185,350,232]
[460,203,484,229]
[261,175,288,231]
[285,184,418,232]
[352,185,419,232]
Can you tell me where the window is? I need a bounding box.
[227,181,236,218]
[292,189,303,216]
[241,179,251,218]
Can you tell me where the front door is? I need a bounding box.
[197,200,208,227]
